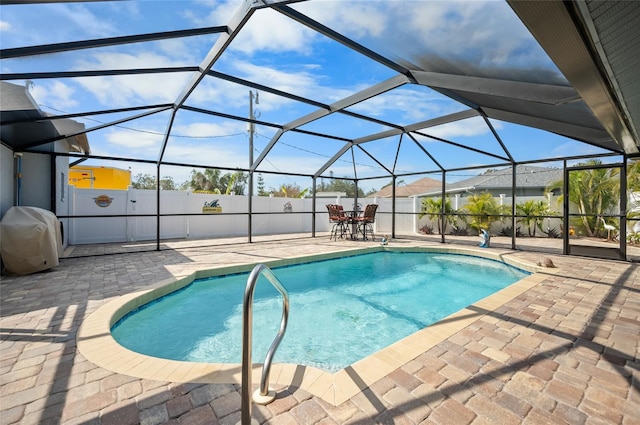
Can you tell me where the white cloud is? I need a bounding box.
[397,1,551,70]
[257,153,331,176]
[349,86,464,123]
[189,1,317,56]
[233,61,321,100]
[232,7,317,55]
[106,128,163,149]
[550,141,604,158]
[58,3,118,38]
[30,81,79,110]
[294,1,388,39]
[172,121,245,138]
[189,0,237,25]
[162,137,250,169]
[423,117,491,139]
[157,38,195,62]
[187,60,344,113]
[0,21,10,31]
[74,52,193,107]
[292,1,553,74]
[78,51,191,70]
[14,3,118,44]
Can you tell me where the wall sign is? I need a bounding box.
[94,194,113,208]
[202,199,222,213]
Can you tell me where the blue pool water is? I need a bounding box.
[112,251,529,372]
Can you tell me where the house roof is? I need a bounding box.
[416,165,563,196]
[372,176,441,198]
[0,82,90,154]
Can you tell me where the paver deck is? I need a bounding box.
[1,235,639,424]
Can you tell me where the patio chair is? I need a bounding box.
[356,204,378,240]
[327,204,350,240]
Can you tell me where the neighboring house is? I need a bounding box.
[315,191,347,199]
[412,166,564,235]
[69,165,132,190]
[414,165,563,206]
[371,176,441,198]
[0,81,90,246]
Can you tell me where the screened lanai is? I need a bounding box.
[2,0,640,261]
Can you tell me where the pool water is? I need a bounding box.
[112,252,529,372]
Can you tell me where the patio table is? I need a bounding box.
[344,210,361,240]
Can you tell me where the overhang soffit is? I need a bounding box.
[411,70,579,105]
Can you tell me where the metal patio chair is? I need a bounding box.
[327,204,350,240]
[356,204,378,241]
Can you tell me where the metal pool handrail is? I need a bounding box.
[240,264,290,425]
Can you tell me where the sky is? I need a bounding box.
[0,0,617,194]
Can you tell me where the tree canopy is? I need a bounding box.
[188,169,247,195]
[131,173,183,190]
[316,179,366,198]
[269,183,309,198]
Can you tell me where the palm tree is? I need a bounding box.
[626,160,640,220]
[461,192,509,233]
[547,159,620,237]
[627,160,640,192]
[419,197,456,235]
[516,200,553,237]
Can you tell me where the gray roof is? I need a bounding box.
[0,82,89,154]
[416,165,562,196]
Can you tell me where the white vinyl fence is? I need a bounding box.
[66,187,421,245]
[66,188,559,245]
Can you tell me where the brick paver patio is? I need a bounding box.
[1,236,638,424]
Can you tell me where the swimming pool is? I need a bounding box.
[112,251,529,372]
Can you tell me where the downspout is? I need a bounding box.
[14,153,23,206]
[50,153,56,213]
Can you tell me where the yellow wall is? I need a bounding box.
[69,166,131,190]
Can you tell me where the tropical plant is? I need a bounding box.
[418,224,434,235]
[419,197,457,235]
[627,230,640,245]
[499,225,522,237]
[460,192,510,233]
[222,171,247,195]
[448,224,469,236]
[626,160,640,220]
[547,159,620,237]
[516,199,554,237]
[270,183,309,198]
[627,160,640,192]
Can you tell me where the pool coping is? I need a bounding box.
[76,245,551,406]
